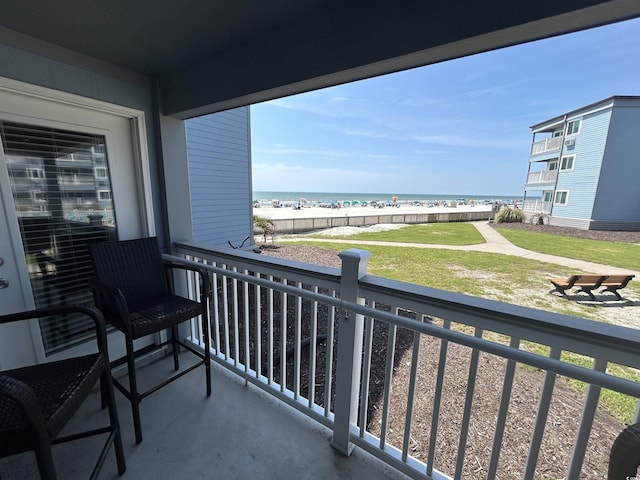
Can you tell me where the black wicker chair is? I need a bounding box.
[609,422,640,479]
[88,236,211,444]
[0,306,126,480]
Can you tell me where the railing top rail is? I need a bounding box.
[173,240,341,286]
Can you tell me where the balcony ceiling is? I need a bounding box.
[1,0,640,118]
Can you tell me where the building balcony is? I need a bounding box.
[525,169,558,186]
[523,199,553,214]
[3,242,640,479]
[530,136,563,156]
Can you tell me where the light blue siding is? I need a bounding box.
[552,109,610,220]
[592,106,640,224]
[186,107,253,247]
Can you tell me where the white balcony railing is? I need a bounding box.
[523,199,552,214]
[531,136,563,155]
[170,241,640,480]
[526,169,558,185]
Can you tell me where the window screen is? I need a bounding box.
[1,121,118,355]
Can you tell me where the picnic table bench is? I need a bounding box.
[550,274,635,300]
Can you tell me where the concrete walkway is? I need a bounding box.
[281,221,640,279]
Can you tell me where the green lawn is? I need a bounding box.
[292,240,610,319]
[306,223,485,245]
[494,227,640,271]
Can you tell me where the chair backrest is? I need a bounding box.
[89,237,169,307]
[574,274,606,285]
[604,274,635,286]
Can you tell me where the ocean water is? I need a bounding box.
[253,191,521,204]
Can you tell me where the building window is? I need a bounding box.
[97,190,112,201]
[560,155,575,171]
[554,190,569,205]
[27,168,45,179]
[31,190,47,202]
[566,119,581,135]
[94,166,108,179]
[549,161,558,171]
[543,191,553,202]
[2,120,118,355]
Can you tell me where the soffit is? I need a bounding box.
[1,0,639,117]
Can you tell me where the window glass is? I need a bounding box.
[2,120,118,355]
[560,155,574,171]
[549,161,558,171]
[554,191,568,205]
[566,119,581,135]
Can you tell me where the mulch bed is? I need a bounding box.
[492,222,640,243]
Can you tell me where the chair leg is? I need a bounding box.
[202,313,211,397]
[101,369,127,475]
[171,324,180,371]
[125,336,143,444]
[34,442,57,480]
[100,375,107,410]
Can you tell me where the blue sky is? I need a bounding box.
[250,18,640,196]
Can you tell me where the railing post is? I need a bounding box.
[330,248,371,456]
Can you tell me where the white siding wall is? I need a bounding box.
[592,105,640,224]
[186,107,253,247]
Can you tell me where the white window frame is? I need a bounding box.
[554,190,569,206]
[543,191,553,202]
[97,189,112,201]
[566,119,581,136]
[94,166,108,179]
[548,161,558,171]
[560,155,575,172]
[30,190,47,202]
[27,167,45,179]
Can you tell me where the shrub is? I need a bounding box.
[253,215,275,243]
[495,207,525,223]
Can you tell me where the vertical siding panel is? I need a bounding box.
[186,107,253,247]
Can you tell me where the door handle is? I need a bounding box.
[0,278,8,289]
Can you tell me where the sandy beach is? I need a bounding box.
[254,203,493,220]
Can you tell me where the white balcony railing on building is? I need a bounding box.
[171,241,640,480]
[57,174,95,185]
[531,136,563,155]
[523,199,553,214]
[526,169,558,185]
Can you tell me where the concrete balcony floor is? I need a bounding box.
[1,353,410,479]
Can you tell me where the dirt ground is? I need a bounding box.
[256,224,639,480]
